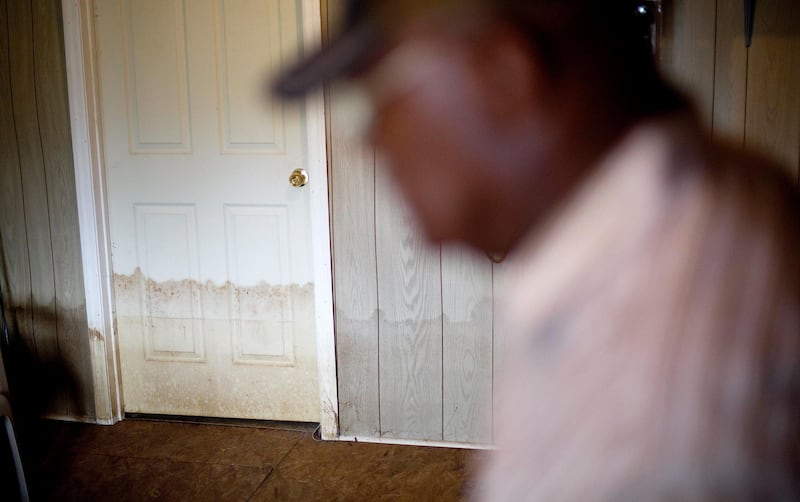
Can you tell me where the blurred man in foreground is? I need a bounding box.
[276,0,799,499]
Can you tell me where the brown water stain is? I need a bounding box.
[110,268,320,421]
[112,267,313,320]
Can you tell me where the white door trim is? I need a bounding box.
[62,0,122,425]
[299,0,339,440]
[61,0,339,434]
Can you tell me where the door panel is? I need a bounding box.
[96,0,319,421]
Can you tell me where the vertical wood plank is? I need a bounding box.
[32,0,94,417]
[441,245,492,443]
[744,0,800,179]
[329,85,381,437]
[0,0,34,354]
[712,0,748,145]
[376,162,443,441]
[491,259,513,443]
[325,0,381,438]
[660,0,717,125]
[7,0,65,416]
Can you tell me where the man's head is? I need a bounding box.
[276,0,681,252]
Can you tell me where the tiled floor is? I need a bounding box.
[18,419,482,501]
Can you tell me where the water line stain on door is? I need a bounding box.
[112,269,319,420]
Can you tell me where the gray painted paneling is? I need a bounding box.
[329,83,381,437]
[375,162,443,441]
[442,246,493,443]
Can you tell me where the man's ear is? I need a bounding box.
[470,25,544,126]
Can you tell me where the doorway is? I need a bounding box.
[64,0,335,426]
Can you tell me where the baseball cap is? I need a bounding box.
[272,0,660,99]
[272,0,469,98]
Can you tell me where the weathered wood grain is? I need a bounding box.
[712,0,748,145]
[660,0,717,125]
[7,0,65,416]
[744,0,800,180]
[441,245,492,444]
[375,161,443,441]
[32,0,94,417]
[0,0,34,350]
[329,83,381,437]
[324,0,381,438]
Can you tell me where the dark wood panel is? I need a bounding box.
[712,0,748,145]
[660,0,717,125]
[32,0,94,417]
[0,0,34,348]
[7,0,64,416]
[744,0,800,180]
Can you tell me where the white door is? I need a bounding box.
[95,0,319,421]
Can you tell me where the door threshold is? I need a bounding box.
[124,413,318,433]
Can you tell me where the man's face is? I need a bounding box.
[361,29,528,249]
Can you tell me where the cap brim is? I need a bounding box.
[273,21,380,99]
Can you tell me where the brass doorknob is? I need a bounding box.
[289,168,308,187]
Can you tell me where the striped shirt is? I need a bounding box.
[479,114,799,501]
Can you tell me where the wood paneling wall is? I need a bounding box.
[662,0,800,181]
[744,0,800,178]
[325,2,494,445]
[661,0,717,126]
[0,0,94,419]
[328,102,496,443]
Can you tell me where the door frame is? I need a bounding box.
[60,0,339,438]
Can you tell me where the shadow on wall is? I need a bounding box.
[0,248,85,474]
[0,234,85,418]
[1,317,85,421]
[0,302,85,499]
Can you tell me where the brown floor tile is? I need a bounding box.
[65,420,303,468]
[39,453,269,502]
[20,420,481,502]
[251,436,483,502]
